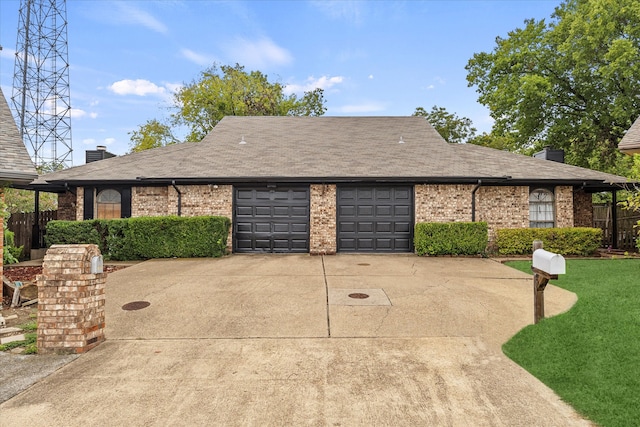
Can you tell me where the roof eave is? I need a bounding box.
[619,142,640,155]
[0,170,39,187]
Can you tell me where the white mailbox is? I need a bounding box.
[532,249,565,275]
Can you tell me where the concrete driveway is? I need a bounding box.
[1,255,591,426]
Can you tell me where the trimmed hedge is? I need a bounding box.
[495,227,603,256]
[45,216,230,260]
[415,222,488,256]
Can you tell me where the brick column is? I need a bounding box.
[37,244,106,354]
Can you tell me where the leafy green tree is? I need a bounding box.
[2,188,57,214]
[466,0,640,172]
[412,106,476,144]
[130,63,327,151]
[129,119,179,153]
[468,132,522,153]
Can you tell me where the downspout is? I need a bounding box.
[471,180,482,222]
[171,180,182,216]
[612,189,618,249]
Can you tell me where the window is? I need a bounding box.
[529,188,554,228]
[96,189,121,219]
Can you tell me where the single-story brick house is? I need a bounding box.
[31,116,629,254]
[1,87,38,298]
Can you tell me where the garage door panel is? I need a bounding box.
[376,205,392,216]
[340,205,356,216]
[291,206,309,217]
[395,222,411,232]
[234,186,310,253]
[395,206,411,216]
[376,222,392,233]
[291,223,308,233]
[358,222,374,232]
[255,223,271,233]
[376,239,392,249]
[339,222,356,232]
[338,186,413,252]
[358,205,374,216]
[394,239,411,250]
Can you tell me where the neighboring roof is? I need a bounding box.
[619,115,640,154]
[33,116,630,191]
[0,87,37,185]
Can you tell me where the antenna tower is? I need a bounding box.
[11,0,72,169]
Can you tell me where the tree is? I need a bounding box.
[412,106,476,144]
[130,64,327,152]
[129,119,178,153]
[466,0,640,172]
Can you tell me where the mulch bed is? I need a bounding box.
[3,265,127,283]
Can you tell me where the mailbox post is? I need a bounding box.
[531,248,566,324]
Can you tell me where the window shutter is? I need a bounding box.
[83,187,94,220]
[121,188,132,218]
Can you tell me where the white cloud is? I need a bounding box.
[104,138,116,145]
[426,84,435,90]
[311,1,363,24]
[224,37,292,69]
[90,112,98,119]
[108,79,166,96]
[113,3,168,34]
[0,47,15,60]
[284,76,345,95]
[82,137,115,146]
[368,75,374,80]
[71,108,88,119]
[82,138,96,146]
[336,102,386,113]
[181,48,213,67]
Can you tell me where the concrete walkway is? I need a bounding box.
[1,255,591,426]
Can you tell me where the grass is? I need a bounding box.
[0,320,38,354]
[503,259,640,427]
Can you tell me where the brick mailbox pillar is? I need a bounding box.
[37,244,106,354]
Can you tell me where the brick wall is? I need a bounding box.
[167,185,233,218]
[415,184,530,243]
[57,190,77,221]
[476,186,530,241]
[310,184,337,254]
[415,184,473,223]
[555,186,574,227]
[132,186,169,217]
[573,189,593,227]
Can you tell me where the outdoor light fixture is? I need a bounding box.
[239,136,247,144]
[398,136,405,144]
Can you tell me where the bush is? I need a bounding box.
[3,229,23,264]
[415,222,488,256]
[495,227,603,256]
[45,216,230,260]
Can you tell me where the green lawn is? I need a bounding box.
[504,259,640,427]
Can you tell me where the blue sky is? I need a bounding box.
[0,0,560,165]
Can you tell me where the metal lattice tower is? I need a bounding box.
[11,0,72,169]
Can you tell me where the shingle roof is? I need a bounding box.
[0,87,37,185]
[619,115,640,154]
[33,116,629,189]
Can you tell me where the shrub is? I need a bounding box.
[415,222,488,256]
[3,229,23,264]
[495,227,602,256]
[45,216,230,260]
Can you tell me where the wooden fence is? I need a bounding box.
[593,204,640,251]
[6,210,57,258]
